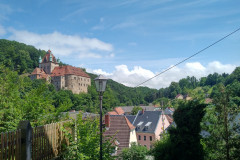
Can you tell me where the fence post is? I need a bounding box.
[18,121,32,160]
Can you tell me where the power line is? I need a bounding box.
[135,26,240,88]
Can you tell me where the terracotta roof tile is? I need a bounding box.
[104,115,135,155]
[114,107,125,115]
[31,68,46,75]
[51,65,90,78]
[30,68,49,80]
[124,116,135,130]
[107,111,118,115]
[41,50,58,63]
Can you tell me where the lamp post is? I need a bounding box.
[94,75,108,160]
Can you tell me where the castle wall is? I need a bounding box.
[64,75,91,94]
[39,62,59,74]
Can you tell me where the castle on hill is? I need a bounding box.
[29,50,91,94]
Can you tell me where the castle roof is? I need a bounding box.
[41,50,58,63]
[31,68,49,79]
[51,65,90,78]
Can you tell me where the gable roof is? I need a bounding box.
[130,111,162,134]
[108,107,125,115]
[51,65,90,78]
[104,115,135,155]
[125,115,136,124]
[41,50,58,63]
[120,106,158,113]
[31,68,49,79]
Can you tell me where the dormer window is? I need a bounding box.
[144,122,152,131]
[137,121,143,130]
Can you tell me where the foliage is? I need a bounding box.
[131,106,142,115]
[118,142,148,160]
[62,113,115,160]
[150,134,172,160]
[151,100,206,160]
[201,83,240,160]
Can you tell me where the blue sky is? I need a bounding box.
[0,0,240,88]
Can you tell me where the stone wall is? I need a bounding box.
[52,75,91,94]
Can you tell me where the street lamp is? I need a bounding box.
[94,75,108,160]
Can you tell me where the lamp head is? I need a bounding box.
[94,75,108,92]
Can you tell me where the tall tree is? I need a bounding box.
[63,113,115,160]
[201,83,240,160]
[151,100,206,160]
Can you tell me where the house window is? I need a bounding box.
[144,136,146,141]
[138,135,141,140]
[150,136,152,141]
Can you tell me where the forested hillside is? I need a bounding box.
[0,39,239,133]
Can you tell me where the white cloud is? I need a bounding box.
[89,61,236,89]
[7,28,113,59]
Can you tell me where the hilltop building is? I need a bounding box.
[29,50,91,94]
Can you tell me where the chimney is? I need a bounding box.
[105,114,110,128]
[142,109,144,114]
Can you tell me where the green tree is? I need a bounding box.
[131,106,142,115]
[151,100,206,160]
[119,142,148,160]
[63,113,115,160]
[201,83,240,160]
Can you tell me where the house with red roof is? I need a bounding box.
[104,114,137,155]
[107,107,125,115]
[29,50,91,94]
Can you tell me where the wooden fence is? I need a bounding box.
[0,130,21,160]
[0,121,73,160]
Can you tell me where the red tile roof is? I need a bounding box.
[115,107,125,115]
[41,50,58,63]
[31,68,45,75]
[51,65,90,78]
[107,107,125,115]
[124,116,135,130]
[165,115,173,124]
[31,68,49,79]
[107,111,118,115]
[104,115,135,155]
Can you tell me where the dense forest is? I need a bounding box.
[0,39,239,134]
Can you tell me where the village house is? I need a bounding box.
[107,107,125,115]
[104,115,137,155]
[29,50,91,94]
[126,110,171,149]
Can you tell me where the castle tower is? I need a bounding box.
[39,50,59,74]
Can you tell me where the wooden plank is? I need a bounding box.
[32,128,34,160]
[16,130,19,160]
[8,132,10,160]
[4,132,7,160]
[19,130,21,160]
[1,132,3,160]
[11,131,14,160]
[36,127,39,160]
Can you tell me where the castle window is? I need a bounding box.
[74,77,76,80]
[81,78,82,81]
